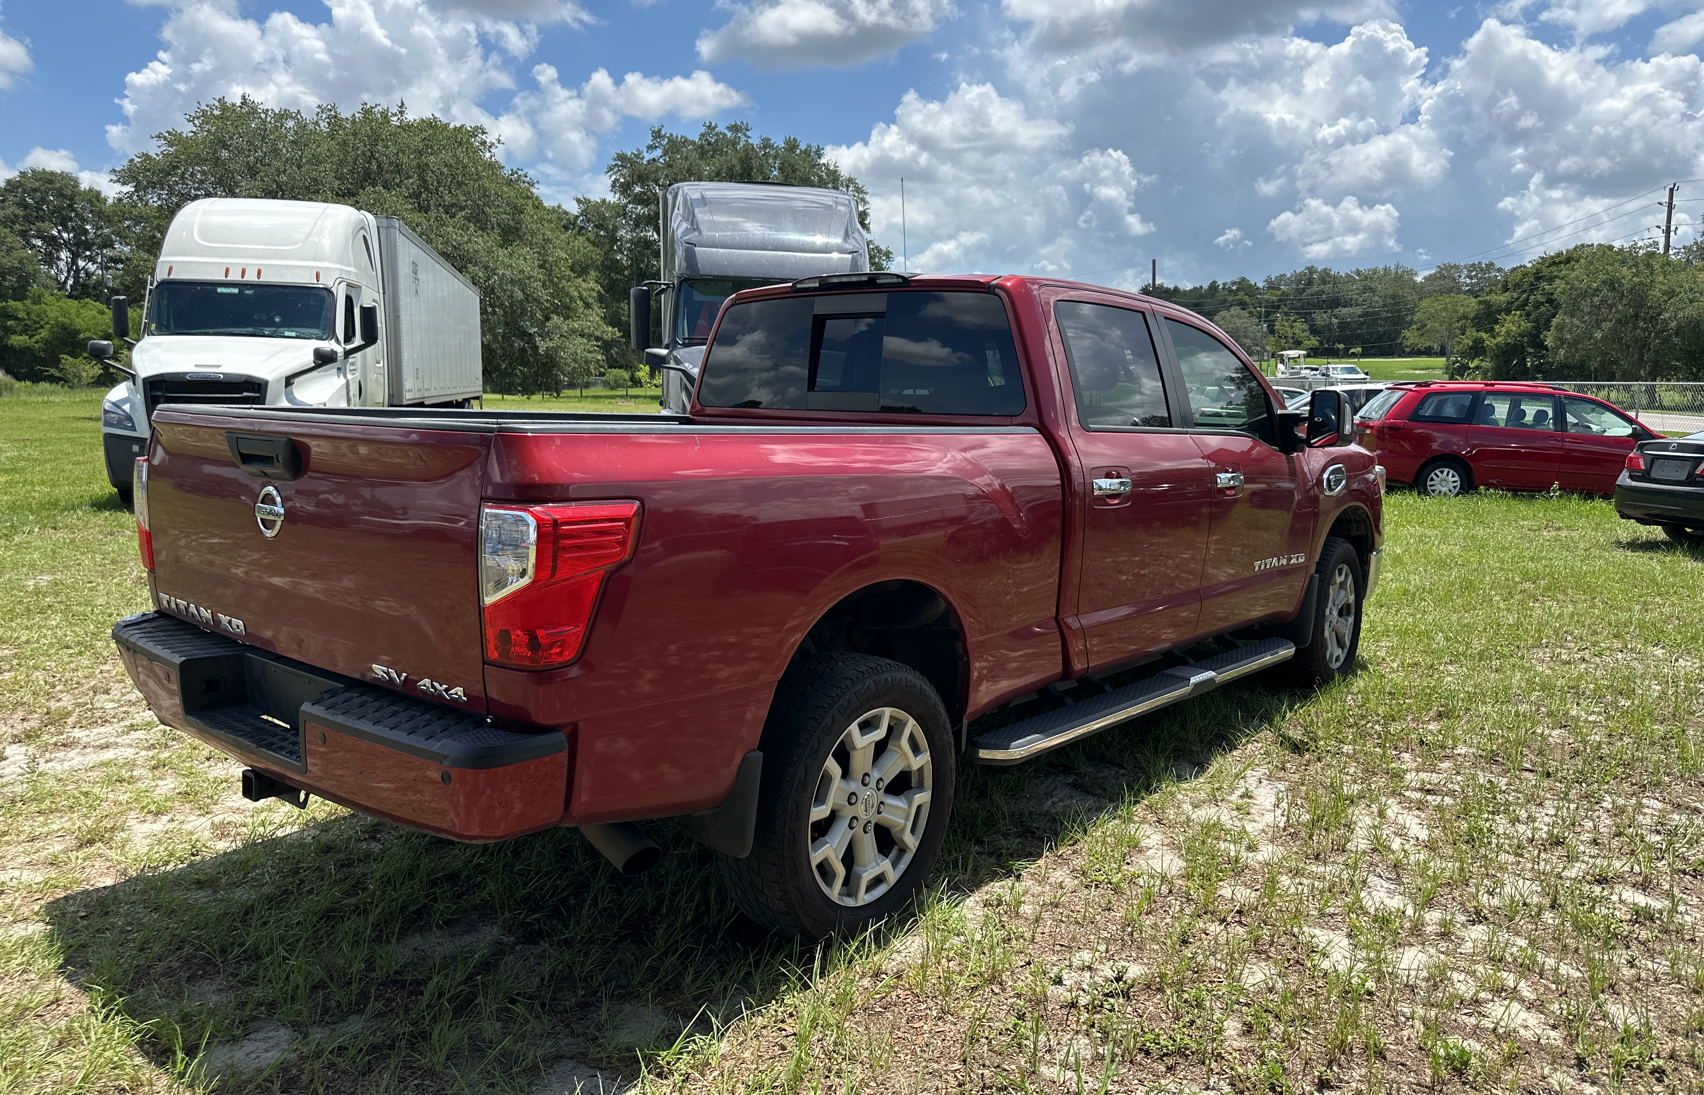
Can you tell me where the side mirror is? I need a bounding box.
[646,346,696,379]
[629,286,652,358]
[87,340,114,360]
[110,296,129,342]
[312,346,339,367]
[359,303,379,346]
[1307,389,1353,447]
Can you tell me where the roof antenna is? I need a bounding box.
[901,177,908,273]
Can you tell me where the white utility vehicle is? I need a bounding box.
[93,198,482,502]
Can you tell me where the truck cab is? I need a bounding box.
[632,182,873,412]
[96,199,480,502]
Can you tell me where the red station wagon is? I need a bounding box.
[1354,381,1659,497]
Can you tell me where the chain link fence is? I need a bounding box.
[1552,382,1704,435]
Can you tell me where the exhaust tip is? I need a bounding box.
[580,821,661,876]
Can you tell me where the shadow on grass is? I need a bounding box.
[42,674,1319,1093]
[1615,533,1704,558]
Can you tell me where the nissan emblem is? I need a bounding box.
[254,485,285,538]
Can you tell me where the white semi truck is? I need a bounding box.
[93,198,481,502]
[628,182,872,413]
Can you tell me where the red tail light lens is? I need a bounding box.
[133,457,153,571]
[1625,452,1646,471]
[480,501,641,669]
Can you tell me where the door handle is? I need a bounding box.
[1092,477,1133,497]
[1215,472,1244,489]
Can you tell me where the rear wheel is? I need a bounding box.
[1416,458,1471,498]
[1663,523,1704,545]
[718,653,955,939]
[1275,536,1363,687]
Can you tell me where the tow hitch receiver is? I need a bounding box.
[242,768,309,809]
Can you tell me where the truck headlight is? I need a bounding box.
[102,393,137,432]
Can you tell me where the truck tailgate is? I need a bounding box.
[147,409,493,712]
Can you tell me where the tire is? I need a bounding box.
[1663,524,1704,545]
[1416,458,1471,498]
[1275,536,1363,687]
[718,652,956,939]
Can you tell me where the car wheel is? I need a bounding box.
[1417,458,1471,498]
[1662,524,1704,545]
[718,652,956,939]
[1275,536,1363,688]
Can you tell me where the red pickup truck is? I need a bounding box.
[114,273,1383,938]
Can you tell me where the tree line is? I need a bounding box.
[6,96,1703,394]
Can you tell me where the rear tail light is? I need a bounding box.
[480,501,641,669]
[133,457,153,571]
[1625,452,1646,471]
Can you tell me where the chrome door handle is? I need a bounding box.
[1216,472,1244,488]
[1092,477,1133,497]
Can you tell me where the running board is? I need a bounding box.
[970,638,1296,765]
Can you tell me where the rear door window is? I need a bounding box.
[1478,392,1559,431]
[699,290,1026,415]
[1410,391,1475,423]
[1054,302,1170,428]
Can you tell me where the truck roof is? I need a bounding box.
[156,198,375,287]
[664,182,870,281]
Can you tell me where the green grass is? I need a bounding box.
[1356,357,1447,382]
[482,384,664,414]
[1,387,1701,1093]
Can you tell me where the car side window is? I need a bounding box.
[1165,318,1272,442]
[342,293,357,344]
[1410,391,1474,422]
[1357,388,1403,420]
[1478,393,1558,431]
[1054,302,1170,428]
[1563,396,1636,437]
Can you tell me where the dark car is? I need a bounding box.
[1354,381,1660,497]
[1615,432,1704,543]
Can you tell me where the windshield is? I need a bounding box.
[149,281,335,340]
[674,278,779,344]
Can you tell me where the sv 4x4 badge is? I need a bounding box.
[372,663,468,703]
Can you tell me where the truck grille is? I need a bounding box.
[143,373,268,422]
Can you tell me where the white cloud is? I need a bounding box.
[826,82,1155,276]
[696,0,953,69]
[1528,0,1661,40]
[1267,195,1400,258]
[1215,227,1250,250]
[0,24,29,91]
[1004,0,1392,67]
[0,147,121,195]
[108,0,746,188]
[1652,11,1704,54]
[501,65,749,172]
[695,0,961,69]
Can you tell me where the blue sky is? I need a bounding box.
[3,0,1703,290]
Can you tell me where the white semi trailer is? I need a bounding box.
[628,182,872,413]
[92,198,482,502]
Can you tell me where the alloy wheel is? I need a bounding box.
[1323,562,1357,670]
[807,706,934,906]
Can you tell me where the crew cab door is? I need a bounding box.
[1049,294,1211,671]
[1157,316,1308,634]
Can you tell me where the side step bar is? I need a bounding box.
[970,637,1295,765]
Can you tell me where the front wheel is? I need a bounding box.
[1663,524,1704,545]
[718,653,956,939]
[1275,536,1364,688]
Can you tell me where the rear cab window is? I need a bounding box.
[698,290,1026,415]
[1054,302,1170,428]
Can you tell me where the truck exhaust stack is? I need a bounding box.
[579,822,661,876]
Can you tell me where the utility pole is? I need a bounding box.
[900,177,908,273]
[1150,259,1156,294]
[1662,183,1677,256]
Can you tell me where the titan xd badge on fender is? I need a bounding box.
[254,485,284,538]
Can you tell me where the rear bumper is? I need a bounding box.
[1613,473,1704,528]
[113,612,568,841]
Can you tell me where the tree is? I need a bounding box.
[1419,261,1504,298]
[0,287,127,383]
[1455,248,1586,378]
[0,224,48,301]
[112,96,615,395]
[1546,244,1688,380]
[0,169,119,299]
[1268,314,1318,354]
[1212,306,1265,360]
[1401,294,1475,365]
[569,122,892,364]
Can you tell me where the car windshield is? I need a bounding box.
[149,281,335,340]
[674,277,779,345]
